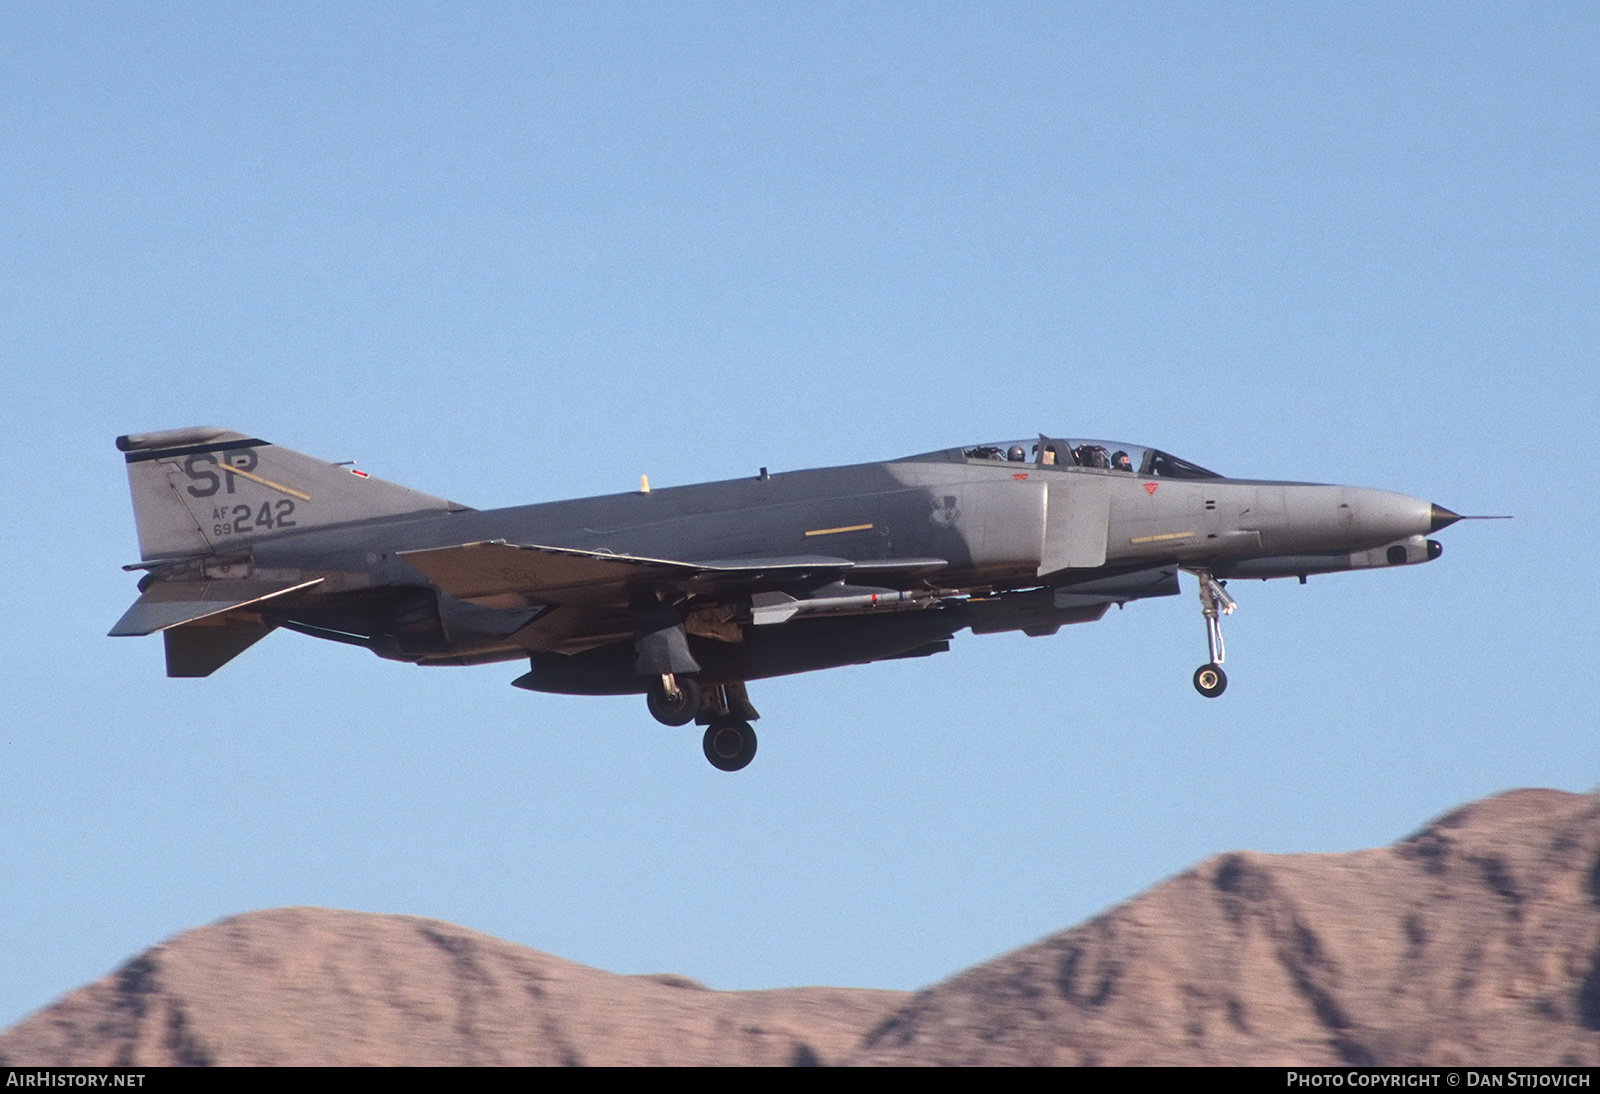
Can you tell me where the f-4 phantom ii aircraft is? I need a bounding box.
[113,428,1473,771]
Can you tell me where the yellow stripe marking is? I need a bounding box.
[805,523,874,537]
[225,464,311,501]
[1129,530,1196,544]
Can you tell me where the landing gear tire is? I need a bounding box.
[647,675,701,726]
[703,718,757,772]
[1193,663,1227,698]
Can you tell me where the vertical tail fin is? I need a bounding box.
[117,427,469,561]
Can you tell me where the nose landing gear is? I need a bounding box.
[1188,569,1234,698]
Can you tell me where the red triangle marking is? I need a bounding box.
[1143,482,1158,495]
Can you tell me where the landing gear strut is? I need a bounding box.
[1188,568,1235,698]
[696,683,759,772]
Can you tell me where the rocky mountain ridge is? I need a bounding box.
[5,787,1598,1066]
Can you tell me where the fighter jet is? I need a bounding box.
[112,428,1471,771]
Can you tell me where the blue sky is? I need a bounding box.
[2,3,1595,1026]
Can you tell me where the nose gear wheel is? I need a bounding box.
[1194,663,1227,697]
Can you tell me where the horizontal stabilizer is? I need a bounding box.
[401,541,948,603]
[109,578,324,636]
[164,620,275,677]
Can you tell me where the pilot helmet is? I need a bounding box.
[1007,445,1025,462]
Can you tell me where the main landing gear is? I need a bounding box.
[645,674,760,772]
[646,673,700,726]
[1188,568,1235,698]
[703,717,757,772]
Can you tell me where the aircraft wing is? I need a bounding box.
[109,577,326,636]
[399,541,946,604]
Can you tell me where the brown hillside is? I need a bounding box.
[5,788,1598,1066]
[853,788,1600,1065]
[0,908,906,1066]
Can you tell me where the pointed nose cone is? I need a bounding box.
[1429,504,1462,532]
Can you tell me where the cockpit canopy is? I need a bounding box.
[953,437,1222,479]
